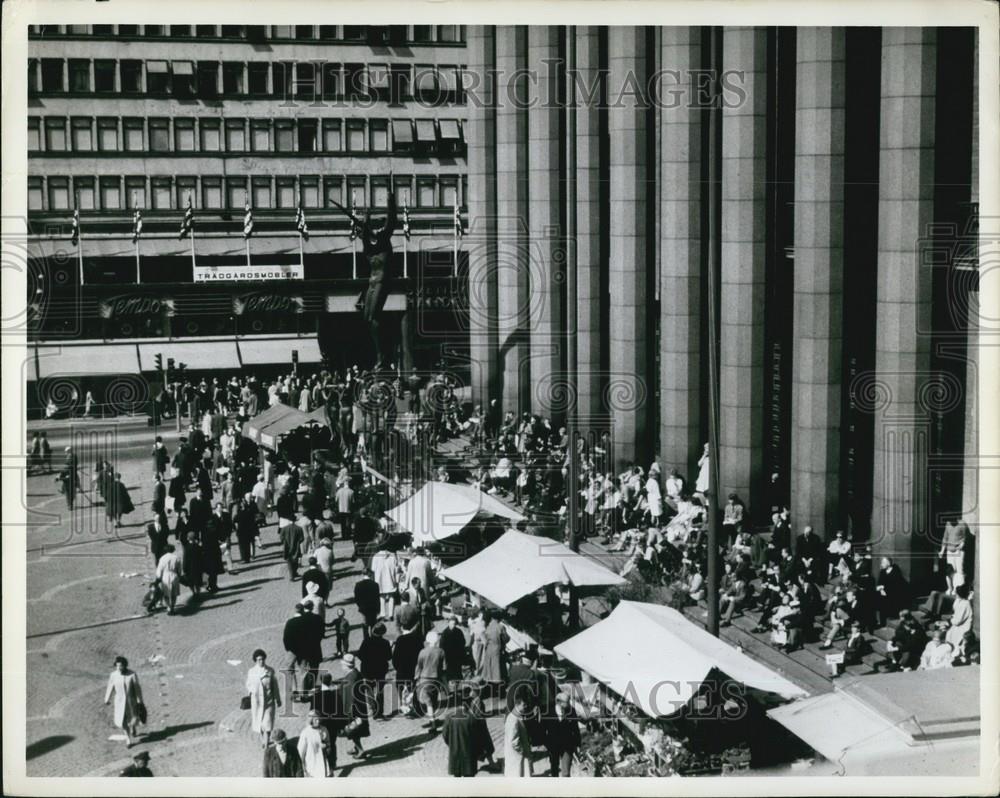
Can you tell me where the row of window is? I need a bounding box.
[28,58,465,102]
[29,174,467,214]
[29,116,465,157]
[30,24,465,44]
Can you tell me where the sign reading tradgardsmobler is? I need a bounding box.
[193,264,303,282]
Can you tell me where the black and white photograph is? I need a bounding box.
[2,0,998,794]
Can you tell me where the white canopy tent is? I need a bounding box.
[384,482,526,546]
[439,529,626,607]
[554,601,808,718]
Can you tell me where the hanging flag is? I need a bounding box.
[402,203,411,241]
[453,202,463,238]
[243,203,254,239]
[349,194,358,242]
[70,209,80,246]
[295,206,310,241]
[178,197,194,240]
[132,207,143,243]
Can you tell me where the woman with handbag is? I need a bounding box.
[245,649,282,749]
[104,655,145,748]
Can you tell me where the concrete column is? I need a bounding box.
[608,26,650,469]
[527,26,565,420]
[574,27,604,423]
[466,26,499,409]
[659,27,704,483]
[790,28,846,538]
[495,26,531,417]
[870,28,937,584]
[720,26,767,508]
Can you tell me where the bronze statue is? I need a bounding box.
[332,179,398,370]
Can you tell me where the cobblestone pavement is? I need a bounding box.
[23,427,546,779]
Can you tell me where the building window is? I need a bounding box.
[221,25,244,39]
[297,119,318,152]
[390,64,411,103]
[28,118,41,151]
[28,177,44,211]
[370,119,389,152]
[225,119,246,151]
[41,59,64,92]
[71,117,93,151]
[343,25,364,40]
[176,177,197,208]
[251,120,271,152]
[322,119,342,151]
[44,118,67,151]
[368,64,390,100]
[323,177,342,208]
[321,63,341,99]
[200,119,221,151]
[146,61,170,93]
[118,25,139,36]
[371,177,389,208]
[123,118,144,151]
[347,176,366,208]
[172,61,195,96]
[276,178,296,209]
[416,176,436,208]
[149,118,170,152]
[145,25,165,37]
[272,63,291,97]
[125,177,146,209]
[344,63,366,100]
[392,119,414,154]
[48,177,70,211]
[440,178,458,208]
[319,25,338,40]
[94,59,115,92]
[92,25,113,35]
[272,25,292,39]
[170,25,191,36]
[295,26,315,39]
[346,120,366,153]
[393,176,413,207]
[174,119,195,151]
[120,60,143,93]
[202,177,222,209]
[414,66,438,98]
[151,177,172,209]
[65,24,89,35]
[248,63,269,95]
[226,177,247,209]
[275,121,294,152]
[414,119,436,154]
[412,25,433,43]
[27,59,38,95]
[252,177,271,209]
[74,177,95,210]
[100,176,121,210]
[223,62,244,94]
[438,25,459,42]
[196,25,217,38]
[68,59,90,92]
[197,62,219,96]
[294,62,318,99]
[97,118,118,150]
[300,176,320,209]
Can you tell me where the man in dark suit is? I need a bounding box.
[151,473,167,528]
[544,694,582,776]
[771,508,792,554]
[875,556,910,627]
[279,518,305,581]
[392,625,423,716]
[353,569,381,639]
[152,436,169,477]
[883,609,926,671]
[794,525,824,582]
[146,514,169,569]
[283,603,319,695]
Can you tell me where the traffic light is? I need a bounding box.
[167,357,175,372]
[292,350,299,366]
[154,353,163,371]
[177,362,188,373]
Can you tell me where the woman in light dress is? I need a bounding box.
[104,655,144,747]
[155,544,181,614]
[469,609,487,672]
[945,584,974,648]
[503,695,534,777]
[246,648,282,749]
[696,442,710,495]
[297,710,332,777]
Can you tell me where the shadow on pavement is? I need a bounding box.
[139,721,214,744]
[177,598,243,616]
[26,735,75,760]
[27,613,149,639]
[337,729,437,776]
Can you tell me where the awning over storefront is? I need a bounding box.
[35,343,141,379]
[440,530,624,607]
[554,601,808,718]
[385,482,525,545]
[237,337,322,366]
[767,667,980,775]
[137,341,240,372]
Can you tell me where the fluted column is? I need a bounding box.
[659,27,705,482]
[720,26,767,506]
[608,26,651,469]
[790,28,846,538]
[495,26,531,417]
[870,28,937,584]
[527,26,565,420]
[466,26,498,409]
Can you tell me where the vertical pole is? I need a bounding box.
[351,189,358,280]
[190,227,196,272]
[299,232,305,273]
[705,27,722,637]
[245,237,251,269]
[78,241,84,287]
[403,232,408,279]
[566,25,580,555]
[453,221,459,277]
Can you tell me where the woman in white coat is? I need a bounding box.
[104,655,144,747]
[297,710,332,777]
[246,648,281,749]
[503,696,534,777]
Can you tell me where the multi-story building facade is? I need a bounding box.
[26,24,470,405]
[465,25,980,590]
